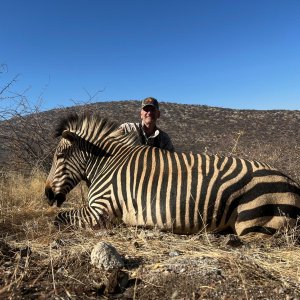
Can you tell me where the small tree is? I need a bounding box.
[0,65,55,173]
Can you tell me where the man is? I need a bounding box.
[120,97,175,152]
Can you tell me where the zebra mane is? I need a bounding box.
[55,113,140,146]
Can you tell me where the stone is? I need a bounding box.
[91,242,124,270]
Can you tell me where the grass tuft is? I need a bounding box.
[1,172,300,299]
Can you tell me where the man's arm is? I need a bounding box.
[119,123,140,134]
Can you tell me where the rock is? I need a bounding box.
[91,242,124,270]
[223,234,244,247]
[169,250,182,257]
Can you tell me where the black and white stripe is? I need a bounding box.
[45,114,300,236]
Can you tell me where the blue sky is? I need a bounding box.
[1,0,300,110]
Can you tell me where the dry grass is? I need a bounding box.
[1,172,300,299]
[0,101,299,298]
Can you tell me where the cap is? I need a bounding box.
[141,97,159,110]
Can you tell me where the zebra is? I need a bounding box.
[45,113,300,237]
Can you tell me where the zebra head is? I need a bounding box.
[45,113,140,208]
[45,129,87,207]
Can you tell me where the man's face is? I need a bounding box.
[140,105,160,126]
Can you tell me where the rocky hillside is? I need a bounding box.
[0,100,299,181]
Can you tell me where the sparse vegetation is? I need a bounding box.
[1,100,300,180]
[0,100,300,298]
[1,172,300,299]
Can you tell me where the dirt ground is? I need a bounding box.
[1,211,300,299]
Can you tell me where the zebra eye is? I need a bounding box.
[57,152,65,159]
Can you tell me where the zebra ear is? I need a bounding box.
[62,130,77,143]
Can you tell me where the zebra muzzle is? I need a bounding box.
[54,193,66,207]
[45,187,66,207]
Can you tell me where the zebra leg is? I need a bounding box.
[54,206,111,229]
[234,215,273,237]
[234,213,299,238]
[232,184,300,237]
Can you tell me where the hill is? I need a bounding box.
[0,100,299,182]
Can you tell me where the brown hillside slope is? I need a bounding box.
[0,100,299,181]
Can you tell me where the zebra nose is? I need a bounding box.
[45,187,66,207]
[45,187,55,206]
[55,193,66,207]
